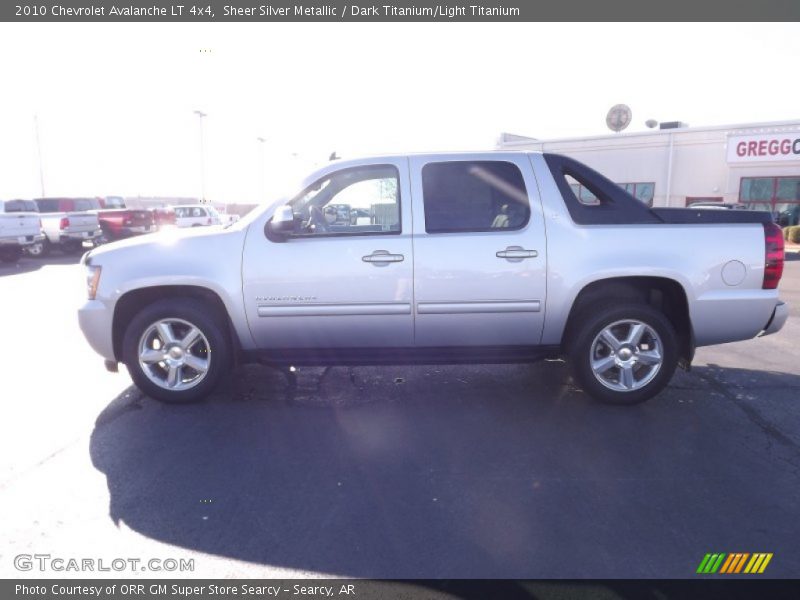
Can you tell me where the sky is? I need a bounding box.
[0,22,798,204]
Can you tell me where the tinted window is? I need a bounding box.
[35,199,60,213]
[421,161,529,233]
[4,200,38,213]
[73,198,101,211]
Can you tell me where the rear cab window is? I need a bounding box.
[73,198,101,211]
[35,199,60,213]
[3,200,38,213]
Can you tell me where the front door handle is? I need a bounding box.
[496,246,538,261]
[363,250,404,266]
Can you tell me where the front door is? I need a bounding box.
[409,154,547,347]
[242,158,414,350]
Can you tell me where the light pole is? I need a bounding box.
[256,136,266,201]
[194,110,207,203]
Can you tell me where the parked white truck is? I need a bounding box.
[78,152,788,405]
[0,200,44,263]
[33,198,103,255]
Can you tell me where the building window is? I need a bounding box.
[569,181,655,207]
[740,176,800,226]
[685,197,723,207]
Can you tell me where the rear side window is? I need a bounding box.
[4,200,38,212]
[421,161,530,233]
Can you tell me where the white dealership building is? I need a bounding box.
[497,119,800,225]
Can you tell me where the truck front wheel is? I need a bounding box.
[566,303,679,405]
[122,298,231,403]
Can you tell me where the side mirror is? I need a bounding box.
[265,205,294,242]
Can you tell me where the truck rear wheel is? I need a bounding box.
[25,239,50,258]
[62,241,84,254]
[566,303,678,405]
[122,298,231,403]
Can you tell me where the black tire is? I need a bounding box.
[0,246,22,263]
[122,298,231,403]
[25,239,50,258]
[566,303,679,405]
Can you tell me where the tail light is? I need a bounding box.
[763,222,784,289]
[207,218,212,225]
[38,218,42,229]
[59,217,70,230]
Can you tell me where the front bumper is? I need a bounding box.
[760,301,789,337]
[78,299,116,362]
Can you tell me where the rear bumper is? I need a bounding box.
[60,229,102,243]
[114,225,153,237]
[760,301,789,337]
[0,233,43,246]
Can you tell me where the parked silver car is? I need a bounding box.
[78,152,788,405]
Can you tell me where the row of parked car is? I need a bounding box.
[0,198,228,263]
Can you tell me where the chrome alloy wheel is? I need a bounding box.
[138,318,211,391]
[589,319,663,392]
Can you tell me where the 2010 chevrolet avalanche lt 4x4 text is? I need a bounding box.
[78,152,788,405]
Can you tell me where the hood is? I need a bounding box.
[86,225,230,261]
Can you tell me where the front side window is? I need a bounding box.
[289,165,401,236]
[422,161,530,233]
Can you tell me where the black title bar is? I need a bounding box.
[4,0,800,21]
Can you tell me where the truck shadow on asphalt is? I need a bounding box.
[0,254,82,276]
[89,362,800,578]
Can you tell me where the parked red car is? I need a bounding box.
[96,197,155,241]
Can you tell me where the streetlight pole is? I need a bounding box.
[34,114,46,197]
[193,110,207,203]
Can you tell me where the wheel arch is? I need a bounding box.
[562,276,694,365]
[112,285,241,363]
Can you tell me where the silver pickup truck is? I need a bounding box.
[78,152,788,405]
[34,198,103,255]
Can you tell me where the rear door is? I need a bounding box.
[409,154,547,347]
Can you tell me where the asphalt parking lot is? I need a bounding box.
[1,253,799,579]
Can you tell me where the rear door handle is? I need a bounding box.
[362,250,404,266]
[496,246,538,261]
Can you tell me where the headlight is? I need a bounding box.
[86,265,102,300]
